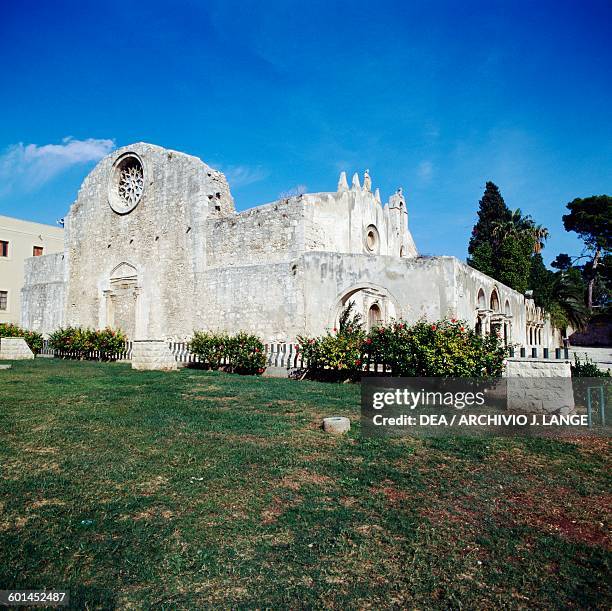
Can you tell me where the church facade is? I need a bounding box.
[21,142,556,348]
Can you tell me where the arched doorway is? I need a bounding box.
[477,288,486,310]
[368,304,382,329]
[490,289,500,312]
[104,262,139,338]
[331,283,401,332]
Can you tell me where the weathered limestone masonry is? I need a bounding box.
[21,142,556,352]
[0,338,34,360]
[131,340,178,371]
[21,252,66,332]
[505,358,574,414]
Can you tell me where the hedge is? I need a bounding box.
[49,327,127,360]
[297,318,508,381]
[189,331,267,375]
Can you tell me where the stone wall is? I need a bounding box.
[301,185,417,259]
[63,143,234,340]
[505,358,574,414]
[299,253,453,335]
[205,181,419,270]
[206,198,304,267]
[197,261,303,342]
[20,252,66,335]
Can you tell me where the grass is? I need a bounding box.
[0,359,610,609]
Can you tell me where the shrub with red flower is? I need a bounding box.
[297,317,507,381]
[297,326,366,382]
[189,330,266,375]
[48,326,126,360]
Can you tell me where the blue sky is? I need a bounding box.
[0,0,610,263]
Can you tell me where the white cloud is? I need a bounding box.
[222,164,269,188]
[279,184,307,198]
[417,160,434,182]
[0,137,115,194]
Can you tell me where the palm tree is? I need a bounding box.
[532,223,549,254]
[552,269,589,331]
[492,209,548,254]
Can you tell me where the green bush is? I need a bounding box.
[49,327,126,360]
[189,331,266,375]
[297,327,366,381]
[0,323,43,354]
[571,354,610,378]
[188,331,228,370]
[93,327,128,359]
[297,318,508,381]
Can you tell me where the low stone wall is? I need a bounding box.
[505,358,574,414]
[0,338,34,360]
[131,340,178,371]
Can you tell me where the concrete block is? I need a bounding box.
[505,358,574,414]
[132,340,177,371]
[0,338,35,360]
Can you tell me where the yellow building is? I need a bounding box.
[0,215,64,326]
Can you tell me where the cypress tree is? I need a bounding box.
[467,181,512,274]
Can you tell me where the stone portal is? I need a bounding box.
[105,263,139,338]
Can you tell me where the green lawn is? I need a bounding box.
[0,360,610,609]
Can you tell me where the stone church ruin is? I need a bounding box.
[21,142,556,349]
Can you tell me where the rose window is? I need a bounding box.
[108,153,145,214]
[118,161,144,207]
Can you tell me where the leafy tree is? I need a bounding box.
[468,183,548,294]
[551,267,589,332]
[562,195,612,309]
[468,242,496,277]
[491,208,533,242]
[532,223,550,254]
[593,253,612,311]
[529,253,555,310]
[551,253,573,271]
[496,232,534,294]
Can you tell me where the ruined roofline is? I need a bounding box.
[230,169,405,216]
[115,142,214,167]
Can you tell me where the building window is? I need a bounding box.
[0,291,7,311]
[33,246,44,256]
[0,240,8,257]
[364,225,379,254]
[108,152,145,214]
